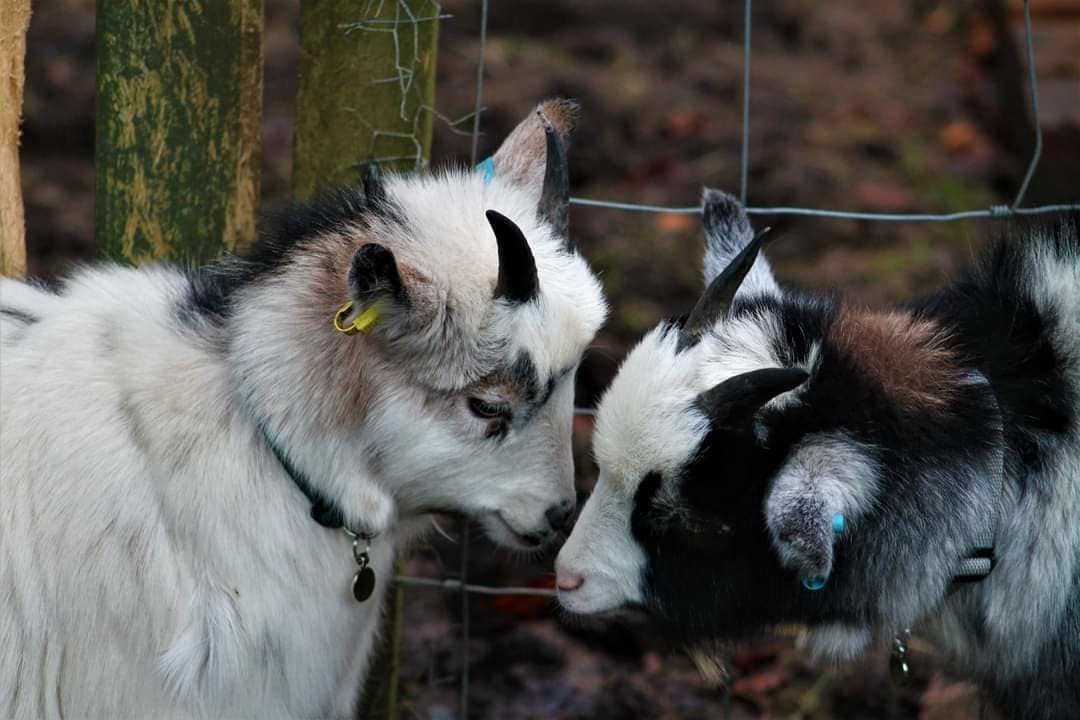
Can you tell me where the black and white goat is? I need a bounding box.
[0,100,607,719]
[556,190,1080,719]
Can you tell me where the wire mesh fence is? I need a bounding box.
[367,0,1080,717]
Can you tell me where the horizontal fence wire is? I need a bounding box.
[569,197,1080,220]
[387,0,1078,717]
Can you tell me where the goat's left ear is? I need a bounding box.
[764,434,880,585]
[338,243,410,335]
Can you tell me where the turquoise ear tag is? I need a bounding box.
[832,512,845,534]
[801,513,845,591]
[476,156,496,184]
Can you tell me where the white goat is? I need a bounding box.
[0,99,607,719]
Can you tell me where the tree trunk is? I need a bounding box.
[0,0,30,278]
[292,0,440,199]
[96,0,263,265]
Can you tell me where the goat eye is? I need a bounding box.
[467,397,511,420]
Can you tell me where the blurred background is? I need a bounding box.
[20,0,1079,717]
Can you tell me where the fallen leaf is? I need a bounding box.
[654,213,695,233]
[939,121,979,155]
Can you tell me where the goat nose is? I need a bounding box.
[545,498,575,531]
[556,571,585,592]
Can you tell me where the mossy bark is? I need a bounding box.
[0,0,31,278]
[292,0,439,200]
[96,0,263,265]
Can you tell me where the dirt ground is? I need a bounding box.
[17,0,1080,718]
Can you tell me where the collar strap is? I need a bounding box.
[259,424,347,530]
[951,370,1005,584]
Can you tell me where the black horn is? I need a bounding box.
[487,210,539,303]
[536,111,571,249]
[677,226,773,352]
[695,367,808,429]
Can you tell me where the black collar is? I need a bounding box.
[259,424,347,530]
[951,370,1005,584]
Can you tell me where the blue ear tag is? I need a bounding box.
[476,156,496,184]
[801,514,845,590]
[832,512,846,534]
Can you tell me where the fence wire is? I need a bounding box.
[368,0,1080,717]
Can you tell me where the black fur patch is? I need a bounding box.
[180,188,404,323]
[914,212,1079,484]
[348,243,404,303]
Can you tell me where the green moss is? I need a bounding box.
[292,0,440,200]
[96,0,263,265]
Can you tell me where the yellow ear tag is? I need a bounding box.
[333,301,381,336]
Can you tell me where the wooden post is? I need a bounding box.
[292,0,440,199]
[293,3,439,718]
[95,0,263,265]
[0,0,30,278]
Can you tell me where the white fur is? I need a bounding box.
[554,470,647,615]
[799,623,873,661]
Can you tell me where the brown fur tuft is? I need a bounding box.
[829,309,958,410]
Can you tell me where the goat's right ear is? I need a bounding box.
[491,100,577,243]
[701,188,780,298]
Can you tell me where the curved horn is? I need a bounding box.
[676,226,772,352]
[536,111,571,249]
[695,367,808,429]
[487,210,539,303]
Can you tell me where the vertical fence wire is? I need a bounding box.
[390,1,1080,718]
[739,0,752,204]
[461,4,488,717]
[1012,0,1041,209]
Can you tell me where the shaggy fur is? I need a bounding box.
[0,100,607,719]
[557,188,1080,719]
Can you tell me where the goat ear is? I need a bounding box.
[344,243,407,329]
[701,188,780,296]
[492,99,578,245]
[764,435,879,585]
